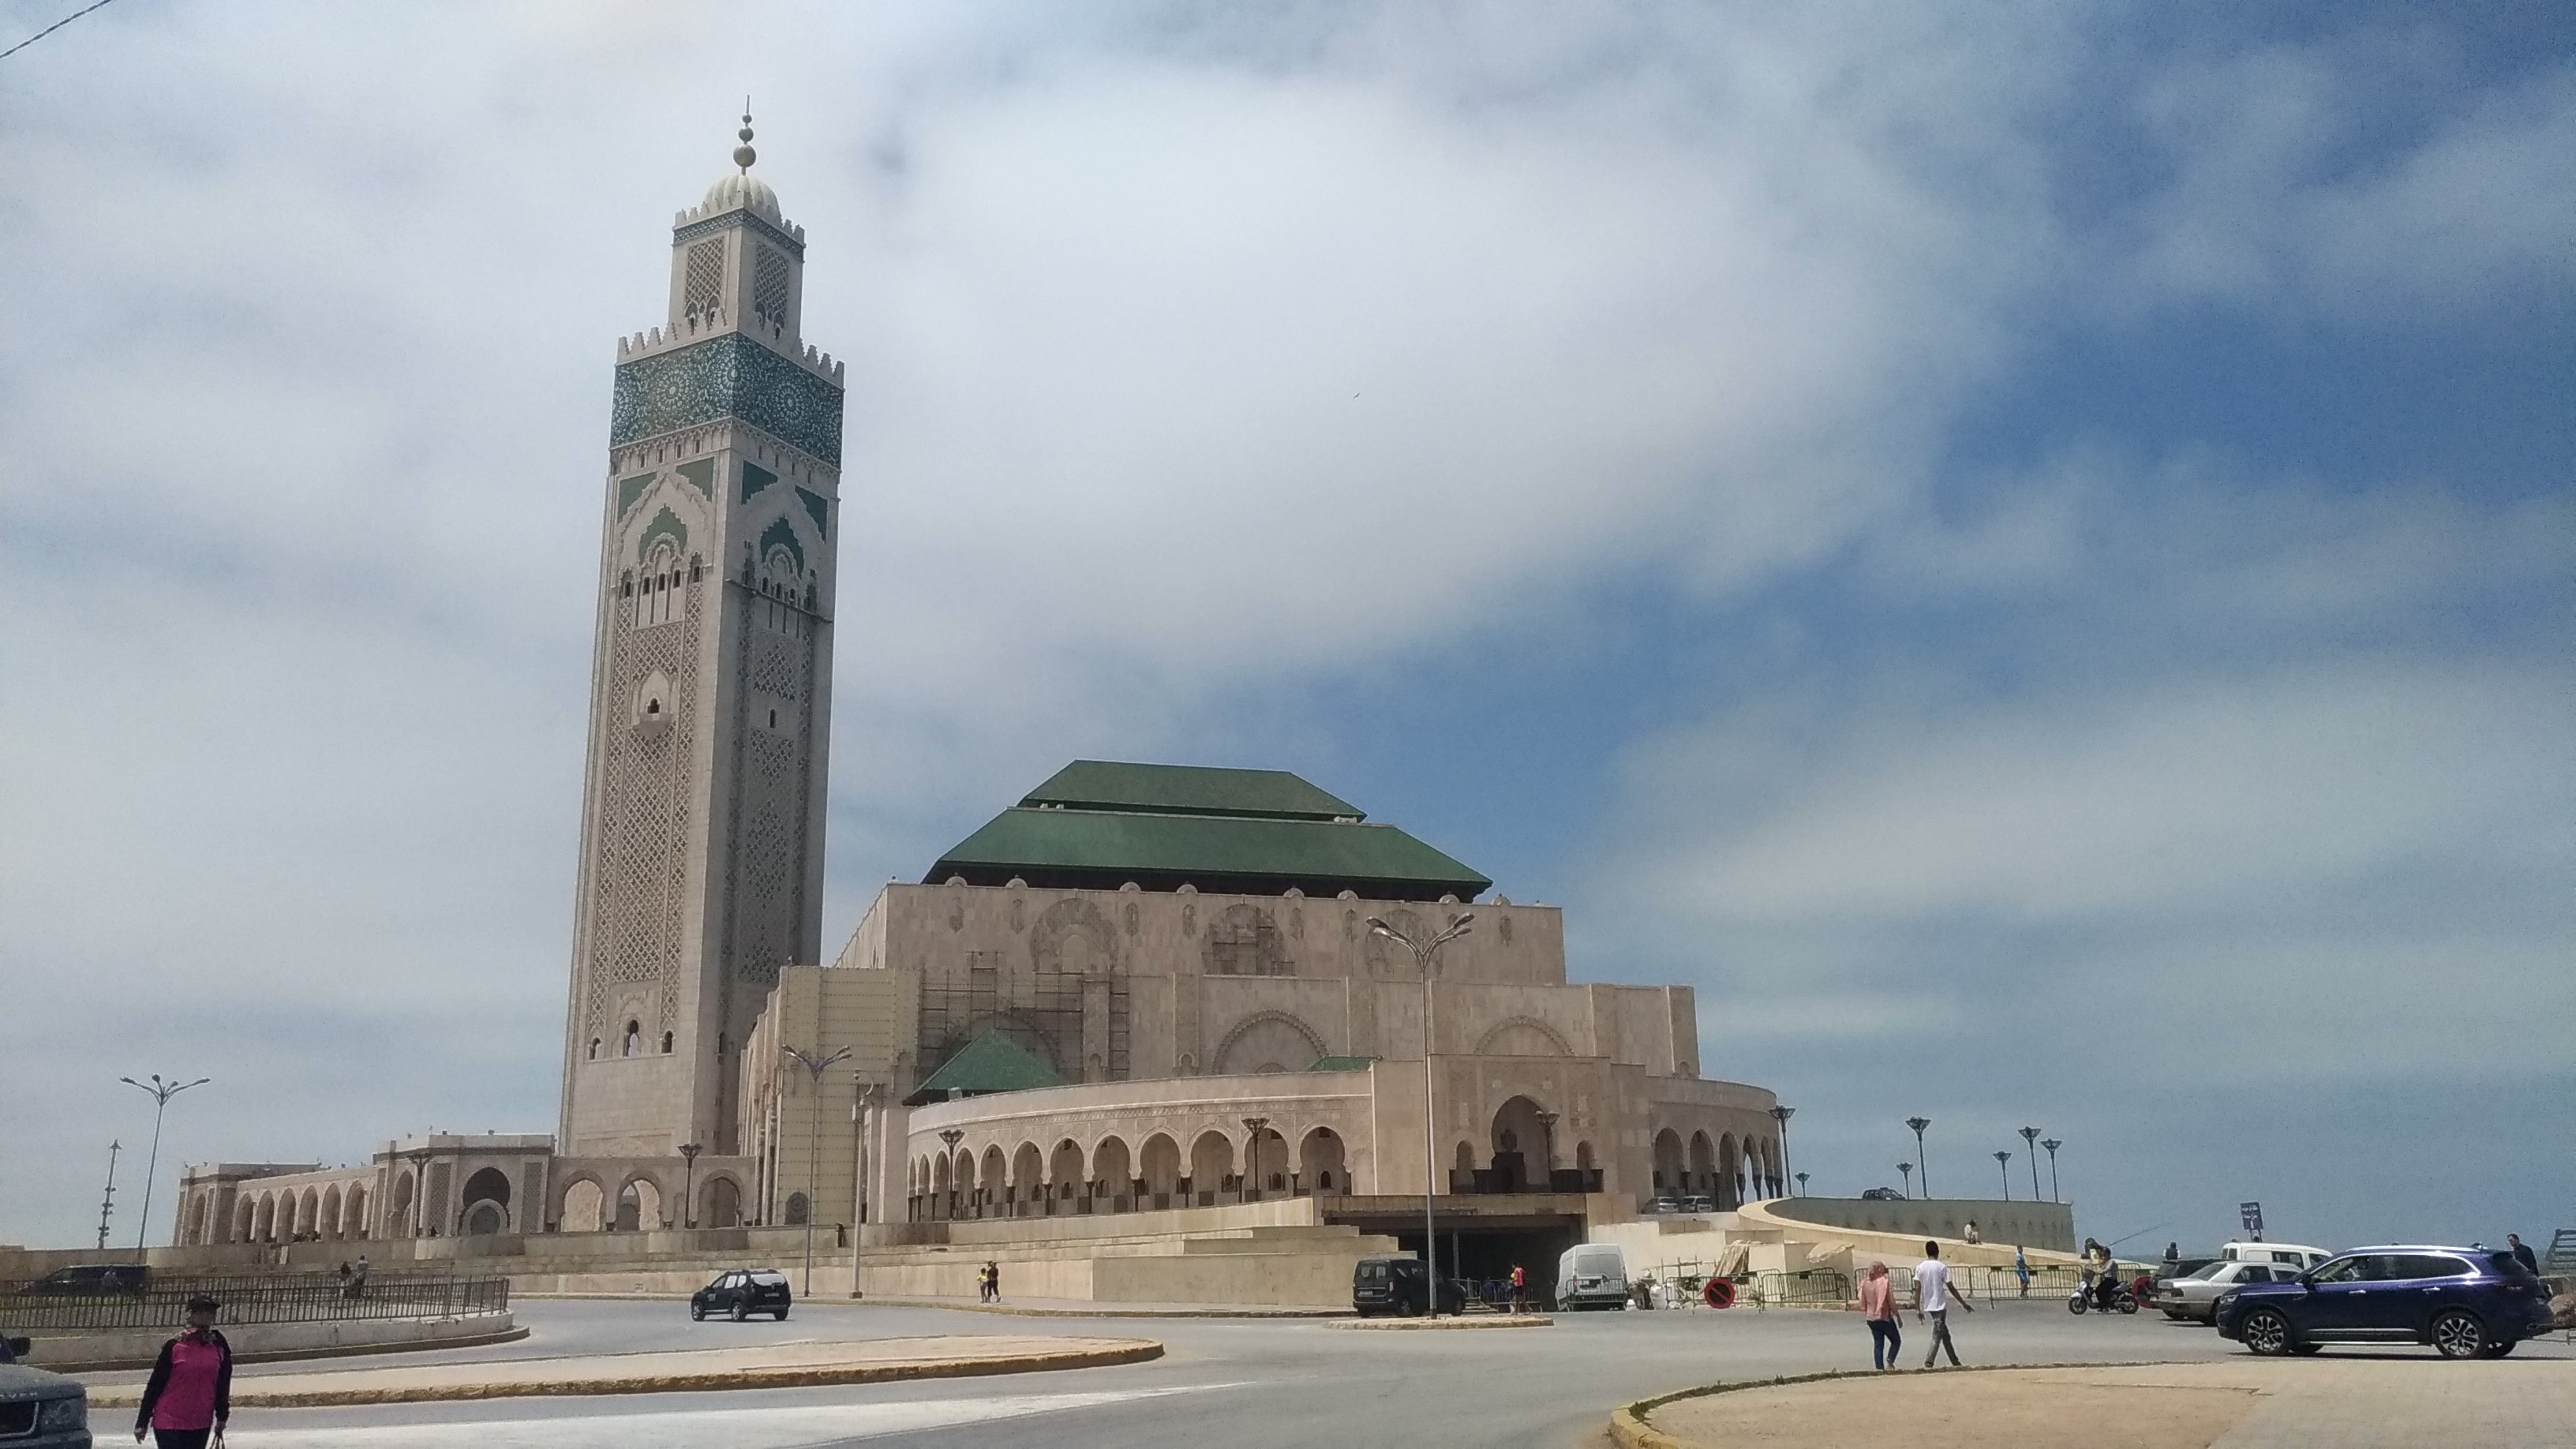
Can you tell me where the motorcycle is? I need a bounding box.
[2068,1276,2140,1315]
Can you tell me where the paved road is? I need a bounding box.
[130,1297,2562,1448]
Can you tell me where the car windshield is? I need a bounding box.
[747,1271,788,1286]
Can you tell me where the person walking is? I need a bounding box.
[350,1255,369,1301]
[2507,1234,2540,1275]
[1859,1261,1903,1370]
[1913,1241,1971,1368]
[1508,1263,1528,1314]
[2013,1246,2031,1299]
[134,1296,231,1448]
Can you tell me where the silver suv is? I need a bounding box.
[2155,1260,2295,1324]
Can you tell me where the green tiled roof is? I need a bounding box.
[1309,1055,1379,1072]
[1019,760,1363,822]
[913,1032,1064,1099]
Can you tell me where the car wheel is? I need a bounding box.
[774,1309,789,1321]
[730,1302,748,1324]
[689,1303,705,1321]
[2241,1309,2293,1357]
[2480,1339,2514,1358]
[2432,1312,2486,1358]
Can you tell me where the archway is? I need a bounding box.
[1188,1130,1234,1200]
[929,1154,952,1219]
[1687,1131,1717,1201]
[1048,1140,1084,1201]
[344,1185,369,1239]
[1010,1142,1044,1208]
[1212,1011,1327,1075]
[230,1194,254,1245]
[1473,1017,1574,1057]
[296,1188,320,1239]
[979,1145,1007,1211]
[702,1176,743,1229]
[1298,1127,1346,1193]
[1718,1134,1740,1209]
[558,1178,605,1232]
[1243,1123,1287,1194]
[1140,1133,1182,1201]
[1488,1095,1552,1193]
[1651,1129,1684,1196]
[1091,1136,1133,1206]
[320,1185,343,1242]
[460,1166,512,1234]
[783,1191,810,1226]
[251,1194,275,1243]
[462,1200,506,1236]
[614,1176,661,1233]
[388,1171,417,1236]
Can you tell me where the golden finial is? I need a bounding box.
[733,98,756,172]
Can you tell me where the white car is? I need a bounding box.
[2218,1241,2331,1272]
[2155,1259,2297,1323]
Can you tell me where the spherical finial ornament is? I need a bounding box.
[734,106,756,171]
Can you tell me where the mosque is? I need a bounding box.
[167,124,1792,1298]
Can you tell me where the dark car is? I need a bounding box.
[11,1266,147,1298]
[690,1269,792,1322]
[1351,1257,1466,1317]
[0,1360,92,1447]
[2215,1246,2552,1358]
[1860,1187,1904,1201]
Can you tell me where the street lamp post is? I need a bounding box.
[1794,1171,1808,1196]
[781,1045,852,1296]
[678,1143,702,1231]
[1368,912,1473,1316]
[95,1141,122,1252]
[1994,1151,2012,1200]
[852,1083,878,1299]
[1898,1163,1913,1198]
[1769,1105,1795,1199]
[1533,1109,1558,1193]
[938,1129,964,1220]
[2040,1138,2062,1203]
[1242,1118,1269,1202]
[1905,1118,1932,1200]
[2017,1127,2042,1202]
[120,1075,209,1261]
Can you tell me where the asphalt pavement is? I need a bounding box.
[95,1294,2558,1448]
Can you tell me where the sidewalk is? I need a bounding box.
[1620,1356,2576,1449]
[83,1335,1163,1409]
[517,1290,1347,1319]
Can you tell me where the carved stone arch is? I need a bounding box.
[552,1171,610,1232]
[1473,1016,1574,1057]
[1032,897,1118,976]
[1213,1010,1327,1076]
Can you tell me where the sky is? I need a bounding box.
[2,1,2567,1256]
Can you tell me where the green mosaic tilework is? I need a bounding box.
[676,459,715,497]
[611,332,844,466]
[616,473,656,517]
[638,505,689,563]
[741,460,777,502]
[758,516,805,574]
[795,485,830,539]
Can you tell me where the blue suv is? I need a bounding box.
[2215,1245,2552,1358]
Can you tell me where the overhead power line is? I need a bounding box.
[0,0,120,63]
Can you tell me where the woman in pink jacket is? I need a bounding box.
[1859,1261,1903,1369]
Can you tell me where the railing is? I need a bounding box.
[1750,1268,1853,1306]
[0,1272,509,1333]
[1968,1264,2081,1299]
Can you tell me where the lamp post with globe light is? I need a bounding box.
[1906,1118,1932,1199]
[1768,1105,1795,1199]
[2018,1127,2042,1202]
[1898,1163,1913,1197]
[1994,1150,2012,1200]
[2040,1138,2062,1202]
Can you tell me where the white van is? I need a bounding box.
[1556,1242,1631,1311]
[2218,1241,2331,1273]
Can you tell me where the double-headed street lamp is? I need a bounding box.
[1905,1117,1932,1200]
[1994,1150,2012,1200]
[2018,1127,2042,1202]
[1368,911,1473,1316]
[677,1143,703,1230]
[120,1074,209,1261]
[1242,1117,1270,1202]
[781,1045,852,1295]
[2040,1138,2063,1202]
[1769,1105,1795,1199]
[938,1128,965,1220]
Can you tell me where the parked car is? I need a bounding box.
[1859,1187,1904,1201]
[2217,1241,2331,1273]
[2215,1246,2552,1358]
[2155,1260,2296,1323]
[690,1268,792,1322]
[10,1266,147,1297]
[1555,1243,1631,1312]
[0,1360,92,1447]
[1648,1196,1680,1214]
[1350,1257,1466,1317]
[1680,1196,1716,1214]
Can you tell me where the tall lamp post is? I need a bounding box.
[2017,1127,2042,1202]
[1368,911,1473,1316]
[1994,1151,2012,1200]
[1898,1163,1913,1198]
[120,1075,209,1261]
[95,1141,122,1252]
[1794,1171,1808,1196]
[781,1045,852,1295]
[2039,1138,2062,1203]
[1905,1118,1932,1200]
[938,1129,964,1219]
[1769,1105,1795,1199]
[1242,1118,1270,1202]
[1533,1109,1558,1193]
[677,1143,702,1230]
[852,1083,879,1300]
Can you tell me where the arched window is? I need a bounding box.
[623,1020,641,1057]
[784,1192,810,1226]
[660,1030,674,1054]
[587,1038,600,1061]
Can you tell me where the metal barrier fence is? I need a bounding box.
[1751,1269,1853,1306]
[0,1272,509,1333]
[1966,1264,2081,1300]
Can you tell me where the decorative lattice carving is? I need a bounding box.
[581,578,702,1038]
[748,635,802,700]
[752,245,789,331]
[683,238,724,325]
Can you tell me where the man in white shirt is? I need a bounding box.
[1913,1240,1971,1367]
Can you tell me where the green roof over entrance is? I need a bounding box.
[925,762,1490,902]
[909,1032,1064,1103]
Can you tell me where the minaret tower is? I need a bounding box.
[560,114,846,1157]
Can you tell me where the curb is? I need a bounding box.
[87,1339,1165,1409]
[1327,1314,1553,1331]
[1611,1359,2181,1449]
[45,1325,528,1376]
[512,1292,1346,1320]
